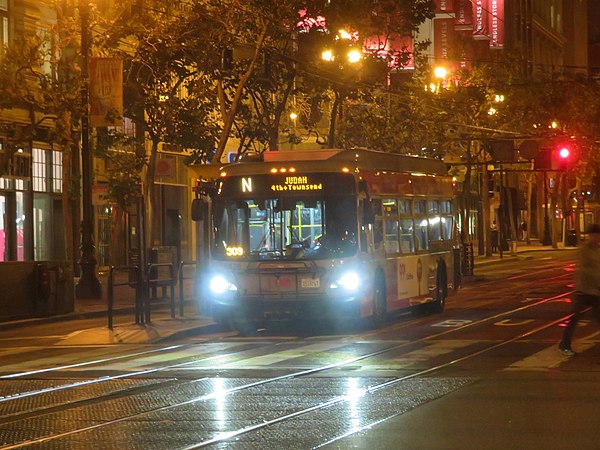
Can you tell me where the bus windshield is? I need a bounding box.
[212,196,357,261]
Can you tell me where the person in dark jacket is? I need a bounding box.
[558,223,600,356]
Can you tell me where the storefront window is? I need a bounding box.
[33,148,46,192]
[0,0,8,49]
[0,194,5,262]
[33,196,51,260]
[52,151,62,193]
[16,192,24,261]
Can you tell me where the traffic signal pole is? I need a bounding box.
[542,171,552,246]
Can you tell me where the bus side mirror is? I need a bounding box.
[191,198,204,221]
[363,200,375,225]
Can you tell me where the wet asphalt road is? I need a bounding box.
[2,249,600,449]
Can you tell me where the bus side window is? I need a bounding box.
[372,199,383,247]
[400,218,415,253]
[358,199,368,252]
[384,219,400,254]
[428,217,442,241]
[416,218,429,250]
[441,216,453,240]
[374,219,383,246]
[440,201,453,240]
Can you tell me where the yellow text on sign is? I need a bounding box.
[225,246,244,257]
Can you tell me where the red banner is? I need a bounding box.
[363,34,414,69]
[489,0,504,48]
[455,0,473,29]
[435,0,454,12]
[434,18,455,62]
[472,0,489,39]
[89,57,123,127]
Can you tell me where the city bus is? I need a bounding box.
[192,148,460,333]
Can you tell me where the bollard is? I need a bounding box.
[107,265,140,329]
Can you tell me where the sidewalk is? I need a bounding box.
[473,239,575,267]
[0,270,217,345]
[0,241,576,345]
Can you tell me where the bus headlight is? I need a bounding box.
[330,271,361,292]
[209,275,238,294]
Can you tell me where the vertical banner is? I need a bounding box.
[472,0,489,39]
[435,0,454,13]
[489,0,504,48]
[89,57,123,127]
[433,18,456,63]
[455,0,473,29]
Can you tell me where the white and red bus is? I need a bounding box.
[193,148,459,333]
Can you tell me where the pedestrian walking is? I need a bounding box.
[558,223,600,356]
[520,221,528,241]
[491,221,499,253]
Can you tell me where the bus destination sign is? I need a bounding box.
[271,176,323,192]
[219,173,355,197]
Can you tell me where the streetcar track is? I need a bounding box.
[187,313,571,450]
[0,255,576,449]
[0,344,185,379]
[0,286,575,449]
[0,262,573,410]
[0,255,572,380]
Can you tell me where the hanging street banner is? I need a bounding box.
[89,57,123,127]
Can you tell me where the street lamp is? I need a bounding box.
[347,49,361,63]
[75,0,101,299]
[321,50,334,62]
[434,66,447,80]
[432,66,449,92]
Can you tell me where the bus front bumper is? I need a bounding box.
[210,293,361,321]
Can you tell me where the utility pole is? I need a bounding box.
[75,0,101,299]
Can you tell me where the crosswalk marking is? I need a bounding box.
[504,342,595,371]
[367,340,475,370]
[218,340,362,368]
[4,335,600,376]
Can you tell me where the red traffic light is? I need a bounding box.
[552,144,575,171]
[558,147,571,159]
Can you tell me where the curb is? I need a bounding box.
[0,307,136,332]
[153,322,222,343]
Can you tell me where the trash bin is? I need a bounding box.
[149,246,176,279]
[565,230,577,247]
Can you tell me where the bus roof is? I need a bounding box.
[190,148,448,179]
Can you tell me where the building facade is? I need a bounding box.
[0,1,67,263]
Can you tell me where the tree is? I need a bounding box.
[101,4,220,246]
[298,0,435,148]
[180,0,304,163]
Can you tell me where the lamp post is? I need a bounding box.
[75,0,102,299]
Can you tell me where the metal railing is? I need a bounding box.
[146,262,176,323]
[462,242,474,276]
[178,261,197,317]
[107,261,197,328]
[107,265,141,329]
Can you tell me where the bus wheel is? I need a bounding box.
[231,308,259,336]
[432,265,448,314]
[369,276,387,328]
[212,305,232,330]
[232,318,259,336]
